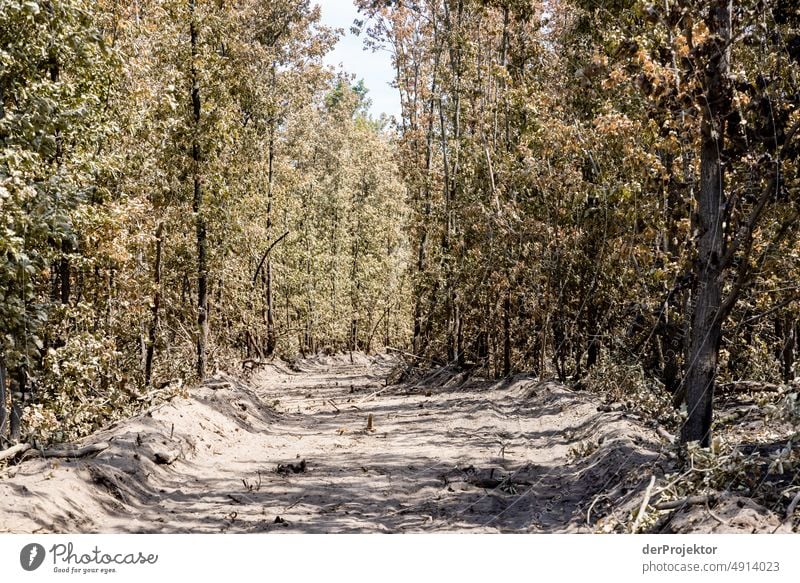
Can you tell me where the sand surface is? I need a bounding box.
[0,354,787,533]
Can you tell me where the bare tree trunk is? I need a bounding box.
[781,318,796,382]
[682,1,731,446]
[59,240,71,305]
[265,112,276,356]
[9,369,25,442]
[0,358,7,443]
[503,292,511,376]
[145,222,163,386]
[190,0,208,379]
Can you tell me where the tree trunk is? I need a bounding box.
[9,369,25,442]
[780,317,796,382]
[681,1,731,446]
[190,0,208,379]
[412,21,441,357]
[144,222,163,386]
[503,292,511,376]
[59,240,71,305]
[456,303,464,368]
[0,358,7,443]
[265,113,276,356]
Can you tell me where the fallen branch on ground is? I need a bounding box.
[718,381,789,393]
[33,442,110,459]
[632,475,656,532]
[653,495,716,511]
[656,427,675,442]
[0,443,31,462]
[717,405,760,425]
[586,494,610,526]
[241,358,270,370]
[785,490,800,520]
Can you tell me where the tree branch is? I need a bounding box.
[740,294,800,327]
[252,230,289,284]
[720,118,800,271]
[0,443,31,462]
[719,209,798,322]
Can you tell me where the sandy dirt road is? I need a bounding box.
[0,354,674,533]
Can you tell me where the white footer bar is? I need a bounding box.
[1,534,796,582]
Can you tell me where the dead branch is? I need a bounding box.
[0,443,31,462]
[37,442,110,459]
[656,426,676,443]
[717,405,760,425]
[252,230,290,284]
[586,493,610,526]
[785,490,800,520]
[632,475,656,532]
[718,381,787,393]
[653,495,716,511]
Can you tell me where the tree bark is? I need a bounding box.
[59,240,71,305]
[0,358,7,443]
[144,222,163,386]
[779,317,796,382]
[9,369,25,442]
[681,1,731,446]
[190,0,208,380]
[265,65,277,356]
[503,292,511,376]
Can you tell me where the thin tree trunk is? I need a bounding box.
[9,369,25,442]
[190,0,208,379]
[145,222,164,386]
[59,240,71,305]
[503,292,511,376]
[265,111,276,356]
[781,318,796,382]
[49,55,71,306]
[0,358,7,443]
[682,1,731,446]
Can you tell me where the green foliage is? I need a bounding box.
[1,0,116,369]
[1,0,411,444]
[1,0,798,449]
[582,355,680,427]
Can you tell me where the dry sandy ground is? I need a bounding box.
[0,354,789,533]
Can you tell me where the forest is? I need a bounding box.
[0,0,799,534]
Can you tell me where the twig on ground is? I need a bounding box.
[656,427,675,443]
[785,490,800,520]
[632,475,656,533]
[705,499,728,526]
[285,495,306,510]
[653,495,715,511]
[586,493,610,526]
